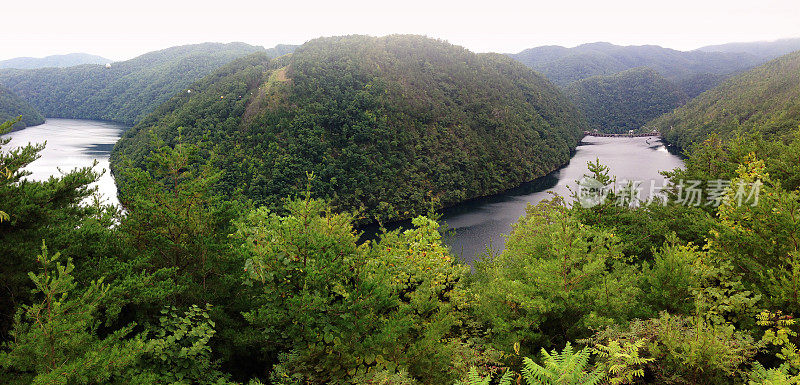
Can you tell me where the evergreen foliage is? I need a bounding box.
[0,243,142,385]
[0,118,101,338]
[4,33,800,385]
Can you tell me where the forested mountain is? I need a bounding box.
[9,36,800,384]
[112,35,586,222]
[565,67,688,134]
[651,50,800,149]
[0,53,111,69]
[508,42,766,133]
[698,38,800,60]
[0,86,44,129]
[508,42,761,87]
[0,43,296,125]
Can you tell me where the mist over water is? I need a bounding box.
[4,119,127,206]
[440,136,685,264]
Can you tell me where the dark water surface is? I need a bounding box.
[5,121,683,263]
[5,119,127,206]
[440,136,684,263]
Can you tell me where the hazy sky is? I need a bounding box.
[3,0,798,61]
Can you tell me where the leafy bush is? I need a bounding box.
[471,197,642,356]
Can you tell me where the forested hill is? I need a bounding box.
[650,50,800,149]
[0,53,111,69]
[565,67,688,134]
[112,35,586,222]
[508,42,760,87]
[0,86,44,129]
[0,42,296,125]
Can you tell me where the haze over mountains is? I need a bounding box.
[507,42,761,87]
[505,38,800,133]
[1,36,798,138]
[652,50,800,149]
[697,37,800,60]
[0,53,112,69]
[0,43,297,125]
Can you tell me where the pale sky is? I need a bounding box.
[3,0,799,61]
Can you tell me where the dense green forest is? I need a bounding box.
[112,35,586,223]
[0,86,44,129]
[0,53,111,69]
[507,42,773,134]
[7,94,800,382]
[7,35,800,384]
[507,42,760,87]
[652,50,800,149]
[565,67,688,133]
[0,43,296,125]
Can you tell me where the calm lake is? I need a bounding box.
[5,119,684,262]
[5,119,127,206]
[439,136,684,263]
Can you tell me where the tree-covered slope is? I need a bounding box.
[509,42,760,87]
[0,86,44,129]
[0,53,111,69]
[112,35,586,222]
[0,43,295,125]
[651,50,800,149]
[565,67,688,133]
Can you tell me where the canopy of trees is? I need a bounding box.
[0,43,296,125]
[112,35,586,223]
[565,67,688,133]
[0,86,44,129]
[651,50,800,149]
[8,110,800,383]
[7,36,800,385]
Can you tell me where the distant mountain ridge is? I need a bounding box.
[507,40,800,134]
[650,50,800,149]
[0,42,297,125]
[698,38,800,61]
[0,53,111,69]
[508,42,761,87]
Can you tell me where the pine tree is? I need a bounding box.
[0,118,101,336]
[0,242,142,384]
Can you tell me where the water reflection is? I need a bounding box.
[4,119,127,206]
[439,136,684,264]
